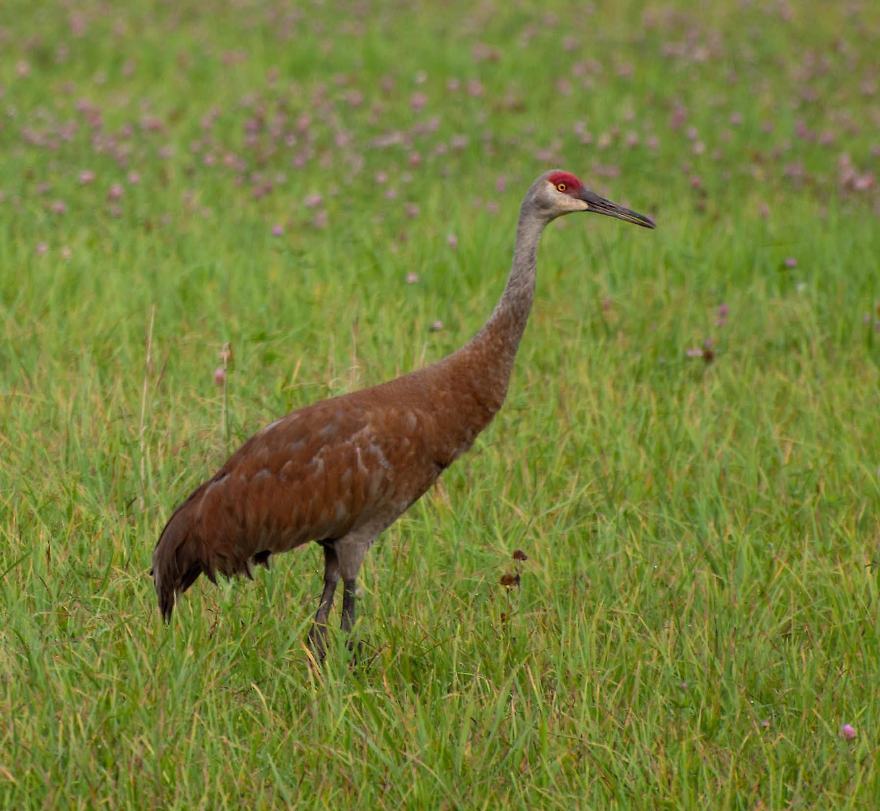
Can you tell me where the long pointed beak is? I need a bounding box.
[579,189,655,229]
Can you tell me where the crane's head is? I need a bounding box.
[530,170,655,228]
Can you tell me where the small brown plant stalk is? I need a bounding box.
[138,305,156,509]
[214,342,233,446]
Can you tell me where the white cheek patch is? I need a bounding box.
[560,196,588,213]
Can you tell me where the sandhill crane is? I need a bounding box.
[152,170,655,657]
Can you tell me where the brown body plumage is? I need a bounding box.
[152,170,654,653]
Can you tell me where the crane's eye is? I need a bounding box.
[556,183,567,192]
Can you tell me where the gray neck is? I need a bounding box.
[473,204,548,358]
[417,201,550,457]
[421,195,552,441]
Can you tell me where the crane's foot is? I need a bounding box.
[346,634,382,670]
[346,635,365,661]
[307,622,330,664]
[306,626,371,669]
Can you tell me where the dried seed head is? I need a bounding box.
[512,549,528,561]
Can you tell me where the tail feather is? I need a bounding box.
[152,474,267,622]
[152,490,211,622]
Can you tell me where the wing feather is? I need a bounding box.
[187,398,435,575]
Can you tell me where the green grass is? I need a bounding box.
[1,0,880,807]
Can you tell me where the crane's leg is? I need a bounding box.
[341,580,357,635]
[307,542,339,660]
[336,539,368,635]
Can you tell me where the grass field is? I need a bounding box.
[2,0,879,807]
